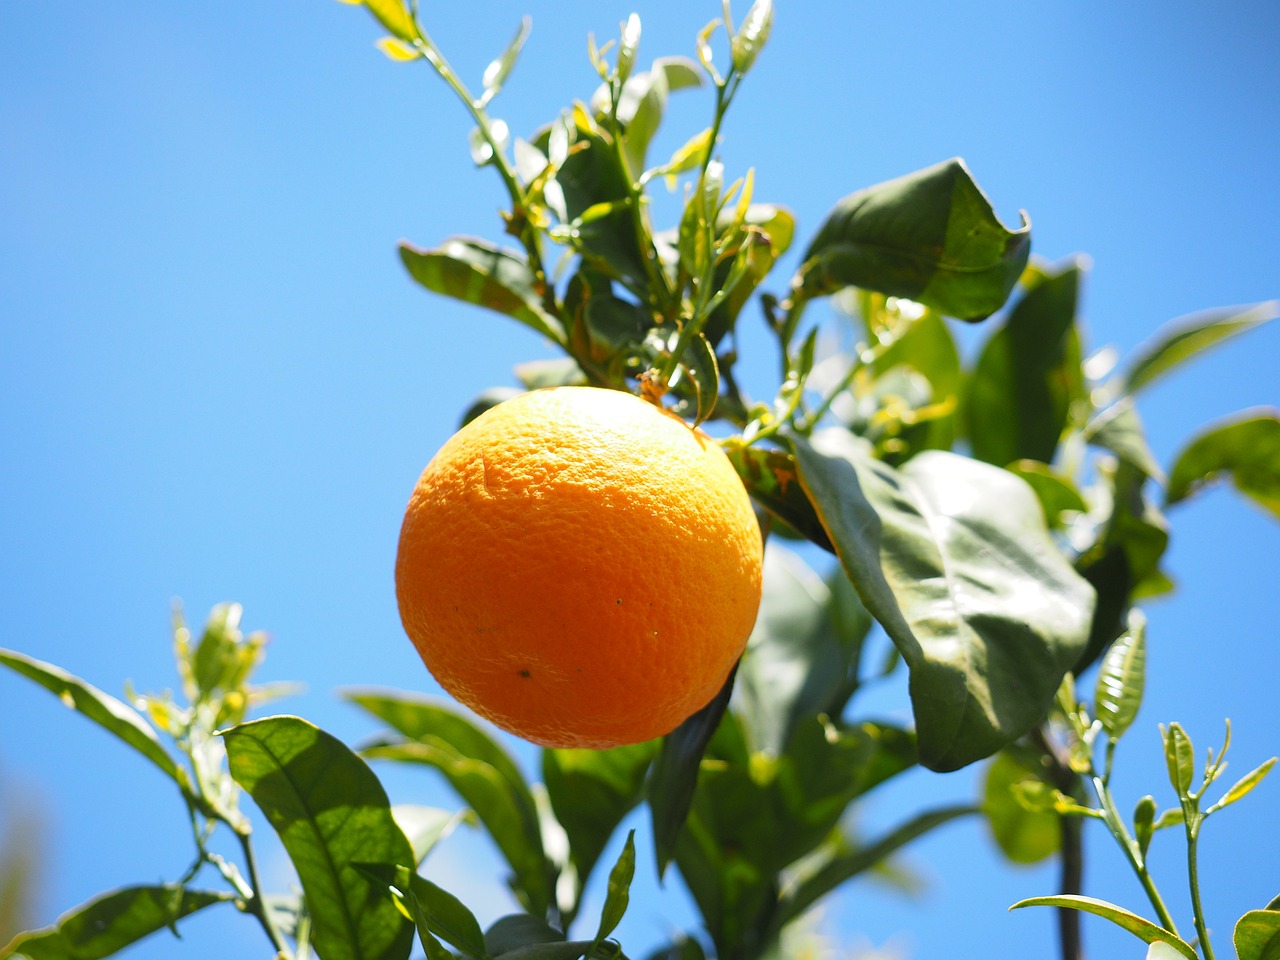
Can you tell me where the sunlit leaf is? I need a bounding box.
[1166,409,1280,518]
[797,158,1030,321]
[593,831,636,946]
[1206,757,1276,816]
[1006,461,1087,529]
[0,885,231,960]
[791,432,1094,771]
[1009,895,1197,959]
[1235,909,1280,960]
[350,0,418,43]
[0,649,187,796]
[1120,300,1278,396]
[983,750,1061,864]
[400,239,562,344]
[376,37,420,62]
[1095,609,1146,742]
[392,805,473,866]
[221,716,415,960]
[1161,723,1195,798]
[407,873,489,960]
[1085,398,1166,484]
[725,445,833,552]
[731,0,773,75]
[480,18,532,105]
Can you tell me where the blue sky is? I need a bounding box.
[1,2,1277,959]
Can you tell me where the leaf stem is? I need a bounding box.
[236,825,293,958]
[1184,814,1216,960]
[1091,776,1180,936]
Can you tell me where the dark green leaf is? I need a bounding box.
[648,665,736,876]
[724,445,833,553]
[348,692,550,917]
[221,716,415,960]
[1085,398,1166,484]
[964,261,1084,466]
[642,936,706,960]
[982,750,1061,864]
[1009,895,1196,959]
[681,332,720,426]
[871,309,962,452]
[408,874,489,960]
[796,158,1030,321]
[1166,409,1280,518]
[1095,610,1147,742]
[1161,723,1195,798]
[400,239,562,344]
[791,432,1094,770]
[1134,795,1157,858]
[542,741,654,903]
[1121,300,1278,396]
[461,388,524,428]
[1235,910,1280,960]
[735,547,871,754]
[0,886,230,960]
[593,831,636,945]
[0,649,186,795]
[485,914,565,957]
[773,805,974,931]
[1006,461,1087,529]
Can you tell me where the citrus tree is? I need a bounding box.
[2,3,1278,960]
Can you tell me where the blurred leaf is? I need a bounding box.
[1006,461,1087,529]
[725,445,833,553]
[1166,409,1280,518]
[735,546,871,754]
[1085,398,1166,484]
[1009,895,1197,959]
[347,693,551,917]
[392,805,473,865]
[514,358,586,390]
[485,914,565,956]
[965,261,1084,466]
[642,936,706,960]
[222,716,415,960]
[773,805,974,931]
[1095,610,1146,742]
[0,649,188,797]
[400,239,562,344]
[376,37,420,62]
[407,873,489,960]
[542,742,654,901]
[1133,795,1157,858]
[731,0,774,75]
[461,387,524,428]
[983,750,1061,864]
[480,18,532,105]
[797,158,1030,321]
[345,0,418,43]
[648,665,737,876]
[791,432,1094,771]
[871,309,962,452]
[1120,300,1278,396]
[1206,757,1276,816]
[593,831,636,946]
[0,885,232,960]
[1235,909,1280,960]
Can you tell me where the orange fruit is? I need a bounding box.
[395,386,764,748]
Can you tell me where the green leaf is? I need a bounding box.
[0,649,187,796]
[0,885,231,960]
[400,239,563,344]
[1009,895,1197,959]
[982,750,1061,865]
[407,874,489,960]
[1166,409,1280,518]
[724,445,833,552]
[790,432,1094,771]
[964,261,1085,467]
[731,0,774,75]
[1236,910,1280,960]
[542,741,654,902]
[392,804,472,865]
[1133,795,1157,858]
[1206,757,1276,816]
[346,693,551,917]
[485,914,566,957]
[1120,300,1278,396]
[1094,609,1147,742]
[870,309,962,452]
[796,158,1030,321]
[480,18,532,105]
[680,331,720,426]
[221,716,415,960]
[342,0,419,43]
[1006,461,1087,529]
[1161,723,1196,798]
[735,546,871,754]
[773,805,974,931]
[648,665,737,876]
[1085,398,1166,484]
[593,831,636,945]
